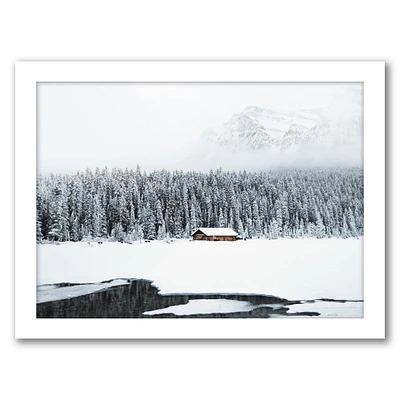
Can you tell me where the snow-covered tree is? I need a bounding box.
[36,167,363,241]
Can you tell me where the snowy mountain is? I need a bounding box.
[186,104,363,170]
[201,105,362,152]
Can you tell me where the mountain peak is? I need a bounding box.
[200,105,362,154]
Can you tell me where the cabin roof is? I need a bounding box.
[192,228,238,237]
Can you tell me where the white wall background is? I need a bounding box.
[1,1,397,399]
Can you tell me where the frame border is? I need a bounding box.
[15,61,385,339]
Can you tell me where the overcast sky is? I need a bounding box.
[37,82,362,174]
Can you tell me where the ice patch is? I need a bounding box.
[143,299,255,316]
[36,279,130,304]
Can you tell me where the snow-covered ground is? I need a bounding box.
[143,299,362,318]
[37,238,363,302]
[143,299,258,316]
[285,300,364,318]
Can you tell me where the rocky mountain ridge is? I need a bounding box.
[201,105,362,153]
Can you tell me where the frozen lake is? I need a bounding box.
[37,238,363,302]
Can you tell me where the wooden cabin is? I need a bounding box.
[192,228,238,242]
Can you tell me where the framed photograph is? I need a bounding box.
[15,61,385,339]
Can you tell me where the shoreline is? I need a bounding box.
[37,279,363,319]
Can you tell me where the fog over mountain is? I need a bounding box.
[183,100,363,171]
[38,83,362,174]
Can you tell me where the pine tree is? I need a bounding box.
[218,208,226,228]
[275,206,283,237]
[270,218,279,240]
[189,202,198,234]
[69,211,80,242]
[113,222,124,241]
[157,223,166,240]
[346,208,358,237]
[142,202,156,240]
[36,215,43,242]
[341,214,350,238]
[155,199,164,237]
[48,181,69,241]
[315,210,325,239]
[127,202,136,237]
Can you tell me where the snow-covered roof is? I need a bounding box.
[192,228,238,237]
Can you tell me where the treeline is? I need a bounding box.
[36,166,363,242]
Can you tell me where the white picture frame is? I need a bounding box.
[15,61,385,339]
